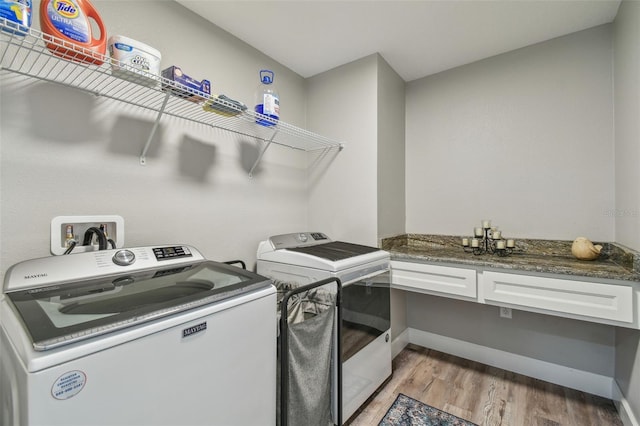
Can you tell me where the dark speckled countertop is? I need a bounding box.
[381,234,640,282]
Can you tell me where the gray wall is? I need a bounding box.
[614,0,640,252]
[613,1,640,421]
[407,294,615,377]
[377,56,406,240]
[377,56,407,340]
[405,25,615,242]
[401,24,620,398]
[616,327,640,422]
[306,55,379,247]
[0,1,310,278]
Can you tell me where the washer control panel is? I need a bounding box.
[269,232,330,249]
[153,246,193,260]
[3,245,206,293]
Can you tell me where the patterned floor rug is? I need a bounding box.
[379,393,478,426]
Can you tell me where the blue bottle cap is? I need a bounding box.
[260,69,274,84]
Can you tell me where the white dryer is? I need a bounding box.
[1,245,276,426]
[257,232,391,423]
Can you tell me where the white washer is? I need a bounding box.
[1,245,276,426]
[257,232,391,423]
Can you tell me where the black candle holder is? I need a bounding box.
[462,221,515,256]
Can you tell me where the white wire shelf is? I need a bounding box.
[0,18,344,175]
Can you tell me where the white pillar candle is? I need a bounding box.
[482,220,491,229]
[462,238,469,246]
[506,239,515,248]
[474,227,483,237]
[496,240,506,249]
[471,238,480,247]
[492,230,502,240]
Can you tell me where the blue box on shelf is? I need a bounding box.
[161,66,210,103]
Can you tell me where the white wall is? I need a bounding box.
[305,53,406,247]
[614,0,640,252]
[376,57,407,342]
[401,24,621,407]
[306,55,379,246]
[377,56,406,240]
[613,1,640,422]
[405,25,615,242]
[0,1,310,279]
[406,294,615,378]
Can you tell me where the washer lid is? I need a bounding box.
[286,241,381,261]
[5,260,270,351]
[259,243,389,272]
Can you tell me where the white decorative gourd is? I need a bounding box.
[571,237,602,261]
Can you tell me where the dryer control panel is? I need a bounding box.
[268,232,330,250]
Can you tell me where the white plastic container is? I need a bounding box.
[108,35,161,86]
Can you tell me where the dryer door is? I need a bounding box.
[341,269,390,361]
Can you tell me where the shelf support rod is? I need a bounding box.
[140,92,171,165]
[249,129,279,178]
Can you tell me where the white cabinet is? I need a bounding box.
[390,261,477,300]
[481,270,634,324]
[390,260,639,328]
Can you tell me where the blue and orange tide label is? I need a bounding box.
[53,0,78,19]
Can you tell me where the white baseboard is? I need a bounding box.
[391,328,409,359]
[408,327,614,399]
[613,380,640,426]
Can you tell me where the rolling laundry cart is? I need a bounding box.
[277,277,342,426]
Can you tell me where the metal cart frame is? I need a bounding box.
[280,277,343,426]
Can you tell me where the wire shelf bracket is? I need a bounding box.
[140,92,170,165]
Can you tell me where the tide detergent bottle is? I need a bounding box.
[40,0,106,65]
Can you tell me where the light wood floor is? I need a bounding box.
[347,344,622,426]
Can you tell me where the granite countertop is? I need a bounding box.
[381,234,640,283]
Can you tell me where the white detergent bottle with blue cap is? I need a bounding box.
[255,69,279,126]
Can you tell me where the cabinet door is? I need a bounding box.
[390,261,477,299]
[482,271,633,323]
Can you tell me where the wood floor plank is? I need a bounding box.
[564,388,592,426]
[346,344,622,426]
[502,371,531,426]
[475,367,504,426]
